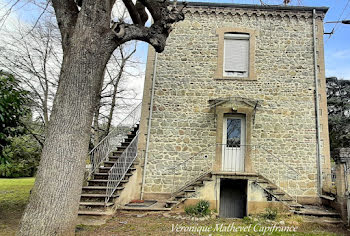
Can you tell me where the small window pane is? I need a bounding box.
[227,118,241,147]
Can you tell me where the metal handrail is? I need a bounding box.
[163,145,214,171]
[105,132,139,204]
[87,102,142,179]
[163,143,300,200]
[216,143,300,176]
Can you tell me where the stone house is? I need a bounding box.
[79,2,332,218]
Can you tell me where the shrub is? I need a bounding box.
[262,207,278,220]
[0,135,41,177]
[195,200,210,216]
[184,200,210,217]
[184,205,197,216]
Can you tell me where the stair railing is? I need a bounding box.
[163,146,215,196]
[251,145,300,203]
[87,102,142,179]
[105,132,139,204]
[164,143,300,203]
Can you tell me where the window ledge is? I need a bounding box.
[213,75,257,81]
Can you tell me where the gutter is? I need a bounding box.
[140,52,158,200]
[313,9,323,195]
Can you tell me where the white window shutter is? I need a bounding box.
[224,35,249,74]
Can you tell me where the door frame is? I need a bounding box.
[218,178,248,218]
[213,107,254,173]
[222,115,246,172]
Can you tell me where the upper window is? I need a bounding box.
[224,33,250,77]
[214,27,256,80]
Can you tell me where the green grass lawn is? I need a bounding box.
[0,177,35,236]
[0,178,349,236]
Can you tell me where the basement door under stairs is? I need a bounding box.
[219,179,247,218]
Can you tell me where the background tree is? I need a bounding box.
[0,71,30,154]
[0,71,40,177]
[326,77,350,159]
[0,12,142,148]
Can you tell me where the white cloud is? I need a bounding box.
[332,49,350,59]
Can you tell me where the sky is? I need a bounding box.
[1,0,350,82]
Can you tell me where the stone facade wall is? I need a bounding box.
[138,5,330,198]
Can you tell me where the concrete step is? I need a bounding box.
[79,202,114,207]
[82,186,124,191]
[165,200,179,208]
[201,177,213,181]
[184,189,196,193]
[192,181,204,186]
[294,209,340,218]
[81,193,119,198]
[272,191,285,196]
[266,185,277,190]
[118,206,171,211]
[257,180,269,184]
[289,203,303,209]
[92,172,132,177]
[88,179,129,183]
[78,210,112,216]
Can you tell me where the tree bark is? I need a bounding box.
[18,0,184,234]
[18,14,114,236]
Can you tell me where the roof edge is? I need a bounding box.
[180,2,329,13]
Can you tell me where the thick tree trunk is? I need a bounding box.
[18,29,114,235]
[17,0,184,234]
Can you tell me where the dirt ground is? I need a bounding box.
[75,211,350,236]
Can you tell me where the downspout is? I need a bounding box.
[140,52,158,200]
[313,9,323,195]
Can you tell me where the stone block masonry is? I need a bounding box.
[137,4,330,200]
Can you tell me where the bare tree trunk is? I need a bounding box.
[18,31,114,236]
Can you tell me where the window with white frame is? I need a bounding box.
[223,33,250,77]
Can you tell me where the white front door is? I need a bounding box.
[222,116,245,172]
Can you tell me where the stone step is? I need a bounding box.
[99,166,136,173]
[174,194,185,198]
[184,189,196,193]
[257,179,269,184]
[118,206,171,211]
[272,191,285,196]
[103,161,117,165]
[289,203,303,208]
[192,181,204,186]
[165,200,179,207]
[78,210,112,216]
[92,173,132,179]
[88,179,129,183]
[81,193,119,198]
[294,209,341,218]
[82,186,124,191]
[79,202,114,207]
[266,185,277,190]
[201,177,213,181]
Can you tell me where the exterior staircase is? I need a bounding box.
[163,172,303,211]
[164,172,213,209]
[78,124,139,216]
[253,175,303,211]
